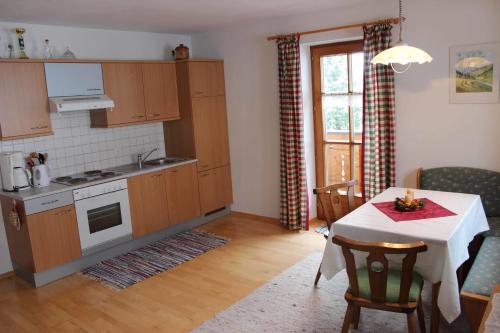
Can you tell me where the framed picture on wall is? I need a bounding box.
[449,41,500,103]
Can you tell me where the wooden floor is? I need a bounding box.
[0,214,324,332]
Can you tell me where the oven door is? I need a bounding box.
[75,189,132,255]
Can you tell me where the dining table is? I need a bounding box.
[320,187,490,333]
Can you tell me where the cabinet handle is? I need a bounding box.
[150,173,162,178]
[41,199,58,206]
[30,125,49,130]
[200,164,209,169]
[133,115,145,119]
[167,170,178,174]
[199,173,210,178]
[55,209,72,216]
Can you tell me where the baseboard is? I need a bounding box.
[231,211,280,224]
[0,270,14,280]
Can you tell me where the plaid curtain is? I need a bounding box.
[276,35,308,230]
[362,24,396,200]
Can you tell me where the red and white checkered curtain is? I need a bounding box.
[276,35,308,230]
[362,24,396,200]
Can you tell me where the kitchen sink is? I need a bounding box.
[144,157,187,166]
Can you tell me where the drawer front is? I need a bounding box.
[25,191,74,215]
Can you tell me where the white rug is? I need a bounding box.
[193,252,470,333]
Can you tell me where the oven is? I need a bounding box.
[74,179,133,255]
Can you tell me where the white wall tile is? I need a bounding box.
[0,112,166,178]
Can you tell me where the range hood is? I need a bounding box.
[49,95,114,112]
[45,63,115,112]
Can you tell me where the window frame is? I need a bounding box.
[310,40,364,194]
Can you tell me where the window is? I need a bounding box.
[311,40,364,195]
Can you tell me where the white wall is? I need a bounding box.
[192,0,500,219]
[0,21,191,275]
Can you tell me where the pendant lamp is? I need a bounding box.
[371,0,432,73]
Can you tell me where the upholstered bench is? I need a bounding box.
[416,166,500,236]
[416,167,500,332]
[460,236,500,332]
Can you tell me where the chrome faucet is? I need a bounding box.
[137,147,159,169]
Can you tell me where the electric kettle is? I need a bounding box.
[32,165,50,187]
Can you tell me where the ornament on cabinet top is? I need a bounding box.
[172,44,189,60]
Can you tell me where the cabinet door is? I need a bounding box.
[198,165,233,214]
[102,63,146,125]
[27,205,81,272]
[0,63,52,139]
[142,63,180,121]
[188,61,225,97]
[192,96,230,171]
[165,163,201,225]
[128,171,170,238]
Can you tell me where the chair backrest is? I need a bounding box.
[416,167,500,216]
[313,180,356,229]
[332,235,427,304]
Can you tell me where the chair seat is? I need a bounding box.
[348,267,424,303]
[462,236,500,296]
[484,216,500,237]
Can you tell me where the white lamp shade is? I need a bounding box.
[371,43,433,65]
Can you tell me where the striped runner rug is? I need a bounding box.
[81,230,228,289]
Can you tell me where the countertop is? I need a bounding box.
[0,158,197,201]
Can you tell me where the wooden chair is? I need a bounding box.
[332,235,428,333]
[313,180,356,285]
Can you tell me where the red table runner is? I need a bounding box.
[372,198,457,222]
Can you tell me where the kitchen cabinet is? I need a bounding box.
[188,61,225,97]
[198,165,233,214]
[27,205,81,272]
[0,62,53,140]
[164,60,233,212]
[191,96,230,171]
[91,63,146,127]
[0,198,81,273]
[165,163,200,224]
[142,63,180,121]
[128,170,170,238]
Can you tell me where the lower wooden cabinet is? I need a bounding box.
[198,165,233,214]
[1,199,81,273]
[27,205,81,272]
[165,163,201,225]
[128,171,170,238]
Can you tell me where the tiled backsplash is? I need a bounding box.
[0,111,166,178]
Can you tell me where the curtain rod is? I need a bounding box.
[266,17,405,41]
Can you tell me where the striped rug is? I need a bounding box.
[81,230,228,289]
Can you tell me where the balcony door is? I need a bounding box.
[311,40,364,205]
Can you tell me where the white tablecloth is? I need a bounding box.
[320,187,489,323]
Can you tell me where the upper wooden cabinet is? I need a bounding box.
[90,61,180,128]
[142,63,180,121]
[192,96,230,171]
[128,170,170,239]
[164,60,231,172]
[0,62,53,140]
[91,63,147,127]
[187,61,225,97]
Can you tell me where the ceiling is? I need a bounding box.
[0,0,368,34]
